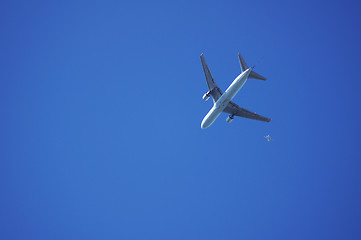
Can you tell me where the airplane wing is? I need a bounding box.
[223,101,271,122]
[200,53,222,102]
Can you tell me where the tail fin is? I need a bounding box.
[238,53,267,81]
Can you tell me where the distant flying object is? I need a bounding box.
[264,135,273,142]
[200,53,271,129]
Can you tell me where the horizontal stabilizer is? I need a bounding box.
[238,53,267,81]
[249,71,267,81]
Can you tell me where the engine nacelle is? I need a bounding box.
[202,92,210,101]
[226,115,234,123]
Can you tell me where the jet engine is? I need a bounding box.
[202,91,211,101]
[226,115,234,123]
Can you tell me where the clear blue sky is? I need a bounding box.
[1,0,361,239]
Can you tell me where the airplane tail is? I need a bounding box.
[238,53,266,80]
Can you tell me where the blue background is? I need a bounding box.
[1,0,361,239]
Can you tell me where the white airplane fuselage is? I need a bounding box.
[201,68,252,129]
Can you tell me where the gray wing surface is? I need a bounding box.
[200,54,222,102]
[223,101,271,122]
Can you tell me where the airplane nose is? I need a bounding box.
[201,120,208,129]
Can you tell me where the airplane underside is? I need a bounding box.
[200,53,271,129]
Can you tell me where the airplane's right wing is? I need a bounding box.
[223,101,271,122]
[200,53,222,102]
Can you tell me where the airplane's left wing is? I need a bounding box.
[200,53,222,102]
[223,101,271,122]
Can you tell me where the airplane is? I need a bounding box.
[264,135,273,142]
[200,53,271,129]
